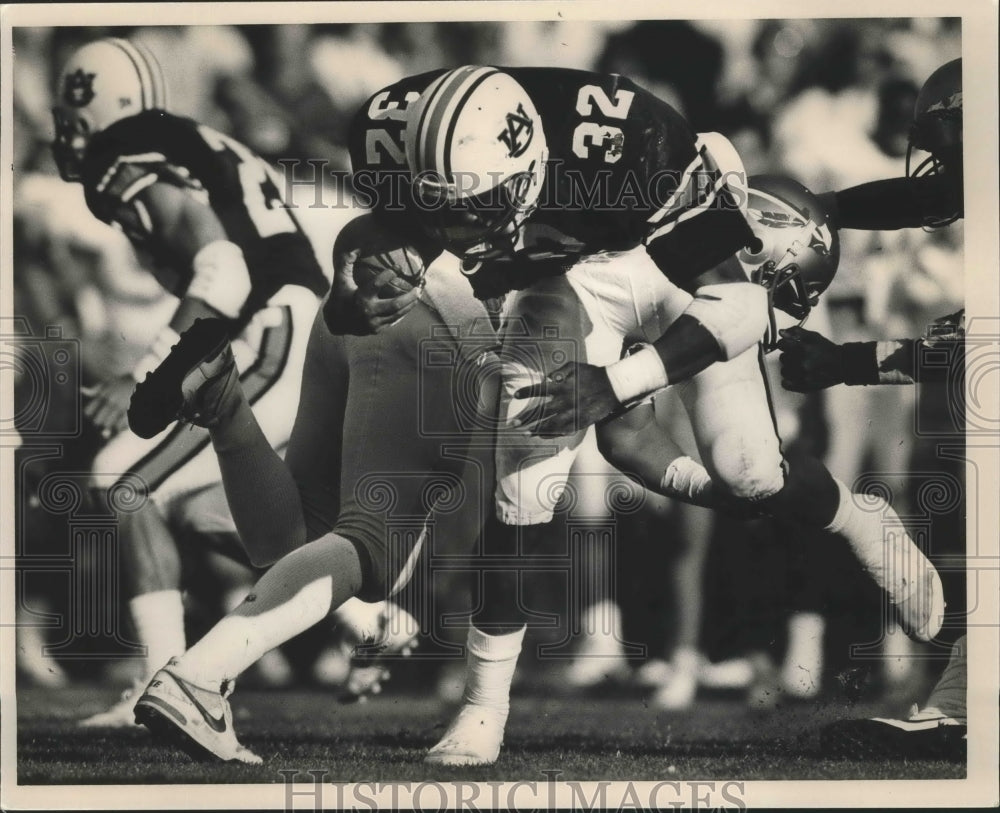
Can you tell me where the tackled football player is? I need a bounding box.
[376,67,944,765]
[52,39,327,725]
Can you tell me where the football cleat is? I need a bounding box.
[78,680,143,728]
[334,599,420,703]
[820,705,966,761]
[424,703,508,766]
[128,318,238,439]
[134,660,261,764]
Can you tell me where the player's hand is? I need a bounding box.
[353,270,423,333]
[776,326,845,392]
[82,375,135,437]
[511,361,619,438]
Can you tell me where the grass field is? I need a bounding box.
[15,685,964,784]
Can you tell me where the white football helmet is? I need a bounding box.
[737,175,840,349]
[403,66,548,260]
[52,38,167,181]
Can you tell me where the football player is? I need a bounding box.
[382,67,943,765]
[51,38,327,725]
[778,58,968,762]
[131,65,943,765]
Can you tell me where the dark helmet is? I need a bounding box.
[906,58,962,227]
[907,59,962,175]
[737,175,841,350]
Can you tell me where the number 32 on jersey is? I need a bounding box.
[572,85,635,165]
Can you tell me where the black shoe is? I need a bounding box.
[128,318,235,439]
[820,707,966,761]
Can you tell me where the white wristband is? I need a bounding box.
[131,326,181,382]
[605,345,669,404]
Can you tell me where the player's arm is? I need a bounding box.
[128,182,255,378]
[613,254,766,401]
[817,172,962,231]
[322,212,432,336]
[84,181,252,434]
[512,251,763,437]
[513,127,763,435]
[776,311,964,391]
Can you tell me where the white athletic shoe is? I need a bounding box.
[335,599,420,703]
[133,659,261,764]
[78,681,143,728]
[425,704,508,766]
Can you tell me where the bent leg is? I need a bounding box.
[172,532,364,691]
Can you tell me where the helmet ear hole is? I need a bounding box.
[747,237,764,254]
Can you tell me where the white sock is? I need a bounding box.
[130,590,186,680]
[672,646,700,675]
[462,625,526,714]
[782,612,824,696]
[173,536,353,690]
[825,478,931,607]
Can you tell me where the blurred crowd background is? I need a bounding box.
[11,19,964,711]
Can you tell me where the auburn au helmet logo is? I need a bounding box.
[63,68,96,107]
[498,103,534,158]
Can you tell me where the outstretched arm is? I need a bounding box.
[85,182,251,435]
[513,254,767,437]
[818,172,962,231]
[777,311,964,391]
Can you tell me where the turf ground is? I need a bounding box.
[15,685,964,784]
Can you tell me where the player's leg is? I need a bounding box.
[677,347,944,642]
[429,273,615,765]
[133,317,365,758]
[81,423,211,728]
[200,288,323,566]
[134,529,364,763]
[326,302,469,698]
[83,293,312,728]
[134,300,465,760]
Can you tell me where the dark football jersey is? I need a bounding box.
[81,110,328,323]
[349,67,752,298]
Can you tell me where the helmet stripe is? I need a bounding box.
[416,66,497,184]
[107,38,166,111]
[106,38,150,109]
[132,40,167,109]
[416,67,478,176]
[441,68,499,184]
